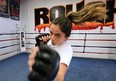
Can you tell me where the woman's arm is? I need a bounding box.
[55,63,68,81]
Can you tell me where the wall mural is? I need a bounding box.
[34,0,115,32]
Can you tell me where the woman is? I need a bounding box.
[28,1,107,81]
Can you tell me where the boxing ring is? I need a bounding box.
[0,50,116,81]
[0,31,116,81]
[0,32,20,60]
[0,31,116,60]
[25,32,116,59]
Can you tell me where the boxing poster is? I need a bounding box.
[9,0,20,20]
[0,0,9,18]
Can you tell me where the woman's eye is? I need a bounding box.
[55,34,60,38]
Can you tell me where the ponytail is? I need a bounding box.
[66,1,107,25]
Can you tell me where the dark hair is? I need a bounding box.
[52,17,72,37]
[51,1,107,37]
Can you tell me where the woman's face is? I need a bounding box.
[49,24,68,45]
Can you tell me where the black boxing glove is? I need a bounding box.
[35,33,50,46]
[28,45,60,81]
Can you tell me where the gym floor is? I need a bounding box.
[0,52,116,81]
